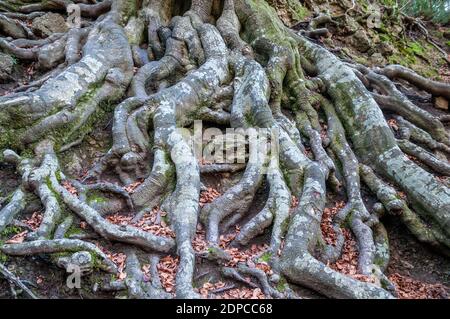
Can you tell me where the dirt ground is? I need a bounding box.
[0,132,449,298]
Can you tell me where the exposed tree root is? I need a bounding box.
[0,0,449,299]
[104,248,171,299]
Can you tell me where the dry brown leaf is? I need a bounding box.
[22,212,43,230]
[124,180,144,193]
[389,272,448,299]
[6,230,28,244]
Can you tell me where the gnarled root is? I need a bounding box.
[1,0,449,300]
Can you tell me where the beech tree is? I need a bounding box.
[0,0,449,299]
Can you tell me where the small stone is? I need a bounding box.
[391,24,403,36]
[369,52,385,65]
[377,42,394,56]
[351,29,372,53]
[435,97,448,110]
[32,13,68,37]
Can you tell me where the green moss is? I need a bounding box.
[161,214,169,225]
[64,225,83,238]
[388,51,416,68]
[280,217,290,234]
[0,126,25,151]
[446,41,450,48]
[0,227,19,260]
[244,112,257,126]
[421,68,439,79]
[45,176,58,199]
[266,0,310,23]
[51,84,118,151]
[354,56,369,66]
[286,0,309,21]
[0,239,8,263]
[163,152,176,182]
[206,246,230,260]
[0,225,22,238]
[117,0,139,24]
[276,276,287,292]
[259,251,272,263]
[91,252,103,270]
[0,252,8,263]
[406,41,425,55]
[9,55,18,66]
[20,149,34,159]
[1,192,14,206]
[0,78,120,154]
[239,0,291,42]
[55,170,62,183]
[86,191,107,205]
[379,33,392,42]
[380,0,397,6]
[373,252,387,268]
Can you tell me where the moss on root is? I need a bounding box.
[86,191,108,205]
[51,86,120,152]
[267,0,310,25]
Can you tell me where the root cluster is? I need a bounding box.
[0,0,449,299]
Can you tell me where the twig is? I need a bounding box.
[211,284,236,294]
[403,14,450,65]
[194,270,211,281]
[0,263,39,299]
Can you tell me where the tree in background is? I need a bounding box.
[400,0,450,24]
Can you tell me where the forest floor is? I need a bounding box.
[1,1,450,299]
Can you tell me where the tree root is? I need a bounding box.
[397,139,450,176]
[235,157,290,264]
[378,64,450,100]
[360,164,450,255]
[1,0,449,300]
[117,249,171,299]
[1,239,117,273]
